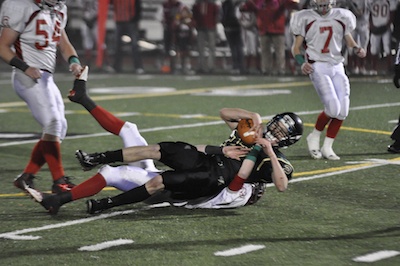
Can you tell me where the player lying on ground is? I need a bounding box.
[28,66,303,214]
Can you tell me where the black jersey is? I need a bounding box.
[246,148,294,184]
[157,130,294,200]
[220,130,294,183]
[220,129,253,149]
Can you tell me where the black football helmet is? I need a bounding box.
[264,112,303,148]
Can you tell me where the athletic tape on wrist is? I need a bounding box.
[245,145,262,162]
[68,55,81,65]
[10,56,29,72]
[294,54,305,66]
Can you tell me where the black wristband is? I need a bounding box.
[205,145,223,155]
[10,56,29,72]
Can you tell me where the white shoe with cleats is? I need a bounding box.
[321,146,340,160]
[306,133,322,159]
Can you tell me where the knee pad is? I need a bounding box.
[99,165,157,191]
[43,117,67,139]
[120,122,149,147]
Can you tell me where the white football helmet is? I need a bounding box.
[312,0,336,15]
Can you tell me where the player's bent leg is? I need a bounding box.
[119,122,160,172]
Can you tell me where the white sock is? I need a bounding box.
[322,137,335,148]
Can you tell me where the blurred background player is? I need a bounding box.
[0,0,83,193]
[290,0,366,160]
[238,1,259,73]
[240,0,299,76]
[366,0,397,75]
[111,0,144,74]
[347,0,370,75]
[174,2,194,74]
[77,0,114,72]
[221,0,245,74]
[192,0,221,74]
[160,0,182,74]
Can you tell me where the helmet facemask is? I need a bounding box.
[264,113,303,148]
[312,0,335,16]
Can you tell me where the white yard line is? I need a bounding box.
[352,250,400,263]
[214,244,266,256]
[0,158,397,241]
[78,239,134,251]
[0,209,143,240]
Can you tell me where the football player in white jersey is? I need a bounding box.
[0,0,83,193]
[290,0,366,160]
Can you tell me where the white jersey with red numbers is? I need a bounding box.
[0,0,68,73]
[367,0,397,28]
[290,8,356,65]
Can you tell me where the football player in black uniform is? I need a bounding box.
[73,109,303,214]
[28,67,303,214]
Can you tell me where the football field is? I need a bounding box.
[0,71,399,265]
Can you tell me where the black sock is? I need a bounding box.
[100,150,123,164]
[109,185,151,207]
[73,80,97,112]
[58,191,73,205]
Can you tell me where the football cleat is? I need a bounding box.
[246,182,267,205]
[25,187,43,202]
[51,176,76,194]
[75,150,104,171]
[40,193,62,215]
[14,173,36,191]
[68,66,89,104]
[306,133,322,159]
[27,187,61,215]
[321,146,340,160]
[87,197,113,214]
[77,65,89,81]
